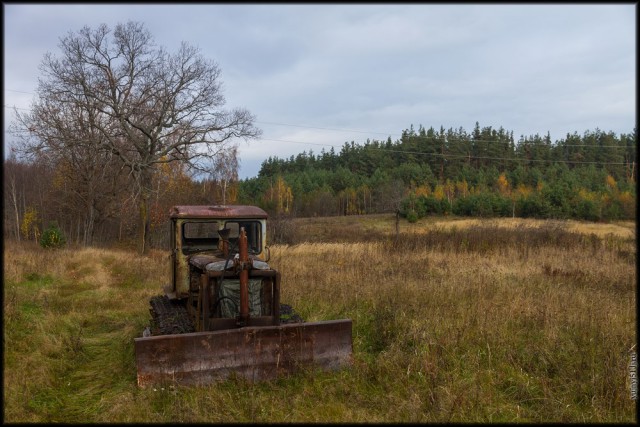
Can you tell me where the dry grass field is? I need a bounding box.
[3,216,636,422]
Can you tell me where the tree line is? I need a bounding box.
[236,123,636,221]
[5,122,636,250]
[3,152,234,249]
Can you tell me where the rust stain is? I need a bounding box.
[170,205,268,219]
[135,320,353,387]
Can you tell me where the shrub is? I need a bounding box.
[406,209,419,223]
[574,199,601,221]
[452,193,510,218]
[267,214,298,244]
[39,222,66,249]
[516,195,551,218]
[416,195,450,216]
[602,199,623,221]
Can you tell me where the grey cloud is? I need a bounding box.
[4,4,635,179]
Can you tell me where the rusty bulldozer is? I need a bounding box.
[134,205,353,387]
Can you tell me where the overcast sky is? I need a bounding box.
[3,3,636,179]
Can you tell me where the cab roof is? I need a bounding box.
[169,205,268,219]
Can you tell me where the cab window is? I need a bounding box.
[224,221,262,255]
[182,221,220,245]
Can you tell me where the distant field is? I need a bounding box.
[3,216,636,422]
[291,214,635,242]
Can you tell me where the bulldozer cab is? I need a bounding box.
[167,205,268,299]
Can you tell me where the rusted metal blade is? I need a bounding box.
[134,319,353,387]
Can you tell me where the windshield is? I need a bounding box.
[180,220,262,255]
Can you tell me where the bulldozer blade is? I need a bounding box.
[134,319,352,387]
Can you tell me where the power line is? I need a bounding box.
[5,89,34,95]
[371,148,629,166]
[3,93,417,137]
[10,122,629,167]
[5,88,632,142]
[4,105,30,111]
[256,121,394,137]
[6,105,631,150]
[4,98,635,153]
[261,141,630,166]
[259,138,338,148]
[5,85,635,141]
[258,136,633,151]
[5,133,631,168]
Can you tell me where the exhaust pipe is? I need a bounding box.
[238,227,250,326]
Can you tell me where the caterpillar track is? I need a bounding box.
[148,296,305,336]
[279,303,305,324]
[149,295,195,336]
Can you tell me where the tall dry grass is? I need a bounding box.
[269,221,636,422]
[3,217,636,422]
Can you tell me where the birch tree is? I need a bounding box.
[210,144,239,205]
[4,154,25,241]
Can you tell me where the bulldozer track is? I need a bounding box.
[149,295,195,336]
[279,303,305,324]
[148,296,305,336]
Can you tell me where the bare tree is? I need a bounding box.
[210,144,239,205]
[3,155,54,243]
[4,153,25,241]
[12,21,260,253]
[372,179,406,241]
[11,79,128,246]
[50,152,126,246]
